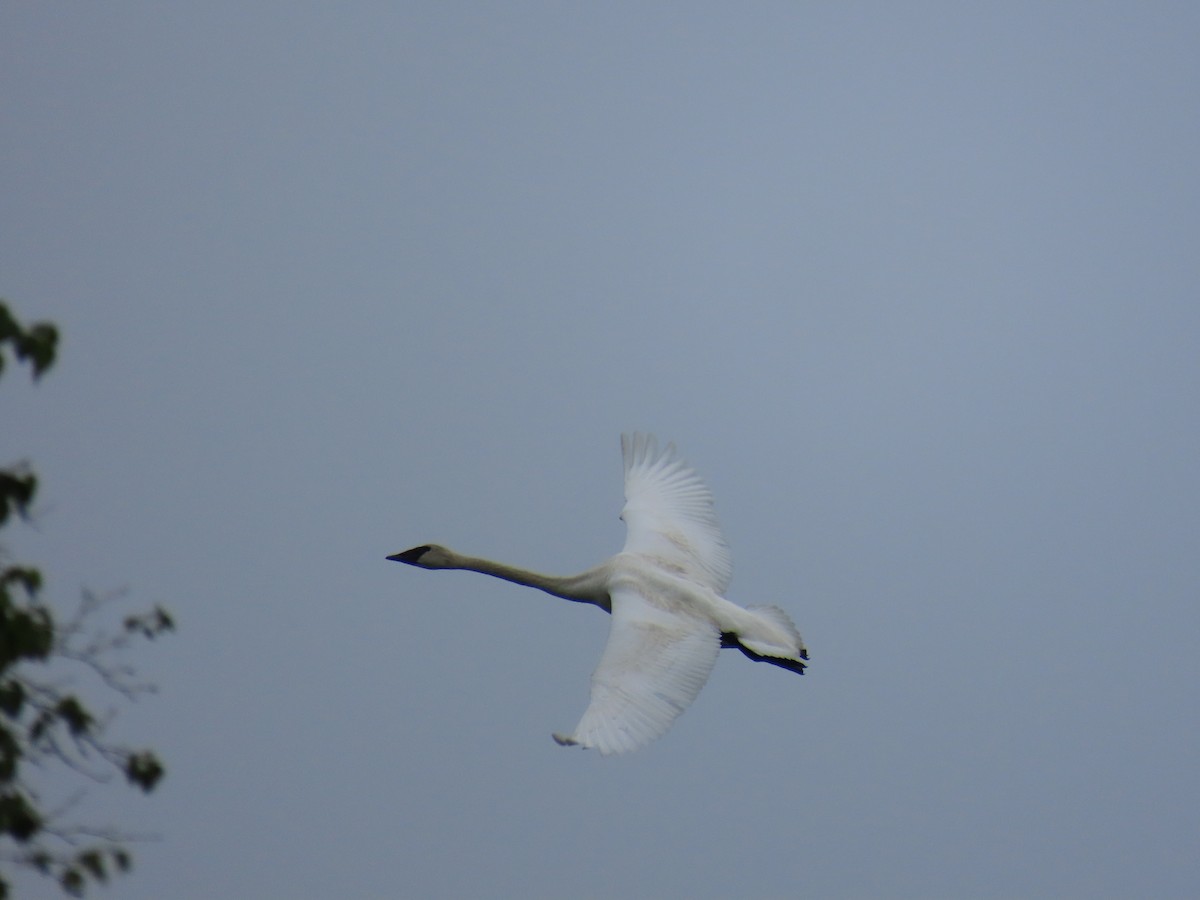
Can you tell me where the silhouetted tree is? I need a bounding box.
[1,301,171,897]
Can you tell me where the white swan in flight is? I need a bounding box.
[388,433,808,755]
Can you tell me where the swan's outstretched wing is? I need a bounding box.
[553,585,721,755]
[619,433,733,594]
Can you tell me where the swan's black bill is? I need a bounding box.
[387,546,431,565]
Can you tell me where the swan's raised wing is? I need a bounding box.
[619,433,733,594]
[553,585,721,755]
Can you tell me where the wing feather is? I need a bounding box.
[619,433,733,594]
[557,586,720,756]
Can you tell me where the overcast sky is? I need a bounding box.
[3,3,1198,898]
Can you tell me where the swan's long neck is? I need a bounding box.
[448,552,610,608]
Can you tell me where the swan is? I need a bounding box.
[388,433,808,755]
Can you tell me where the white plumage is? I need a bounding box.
[620,432,733,594]
[558,585,722,754]
[389,433,808,755]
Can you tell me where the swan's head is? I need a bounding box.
[386,544,455,569]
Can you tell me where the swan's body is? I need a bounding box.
[389,433,808,755]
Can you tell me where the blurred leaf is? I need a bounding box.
[124,752,165,792]
[0,595,54,667]
[60,867,83,897]
[0,565,44,600]
[123,605,175,639]
[27,852,52,874]
[55,697,94,738]
[112,849,131,873]
[0,303,16,340]
[29,711,53,744]
[0,301,57,381]
[19,323,59,380]
[0,790,42,841]
[0,680,24,718]
[0,470,38,526]
[77,850,106,883]
[0,727,20,781]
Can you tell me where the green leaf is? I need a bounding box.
[21,322,59,379]
[0,727,21,781]
[77,849,107,883]
[124,751,165,792]
[60,867,84,897]
[0,565,43,597]
[0,470,38,525]
[0,596,54,667]
[29,710,53,744]
[0,790,43,841]
[124,605,176,638]
[56,697,95,737]
[0,302,58,381]
[0,680,25,718]
[0,303,16,341]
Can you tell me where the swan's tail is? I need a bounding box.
[723,605,809,674]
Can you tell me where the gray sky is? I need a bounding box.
[3,3,1198,897]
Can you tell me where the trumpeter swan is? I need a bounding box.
[388,433,808,755]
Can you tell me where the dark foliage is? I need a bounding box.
[1,301,171,898]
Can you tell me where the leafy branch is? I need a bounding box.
[1,300,171,898]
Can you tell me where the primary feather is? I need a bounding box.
[619,433,734,594]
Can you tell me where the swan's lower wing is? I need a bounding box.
[554,586,720,756]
